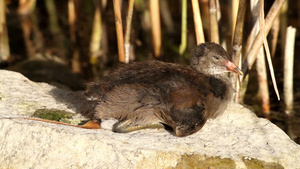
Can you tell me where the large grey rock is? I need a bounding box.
[0,70,299,169]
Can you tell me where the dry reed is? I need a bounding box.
[242,0,286,75]
[124,0,135,63]
[150,0,161,57]
[179,0,187,55]
[191,0,205,44]
[231,0,246,102]
[0,0,10,61]
[113,0,126,63]
[284,26,296,115]
[90,0,102,66]
[209,0,219,43]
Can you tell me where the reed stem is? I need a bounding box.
[191,0,205,44]
[179,0,187,55]
[284,26,296,115]
[160,0,174,33]
[124,0,135,63]
[259,0,280,100]
[256,47,270,118]
[231,0,239,42]
[242,0,286,75]
[0,0,10,61]
[113,0,126,63]
[150,0,161,57]
[231,0,246,102]
[68,0,76,43]
[209,0,219,43]
[90,0,102,65]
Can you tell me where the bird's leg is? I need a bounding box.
[78,120,101,129]
[113,119,164,133]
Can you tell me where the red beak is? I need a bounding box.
[226,61,243,75]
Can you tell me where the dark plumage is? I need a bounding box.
[83,42,242,137]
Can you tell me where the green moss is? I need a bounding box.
[175,155,284,169]
[175,154,235,169]
[33,109,74,123]
[243,157,284,169]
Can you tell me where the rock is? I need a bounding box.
[0,70,299,169]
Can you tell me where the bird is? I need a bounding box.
[83,42,243,137]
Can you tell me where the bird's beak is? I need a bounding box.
[225,61,243,75]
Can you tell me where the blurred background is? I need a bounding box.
[0,0,299,143]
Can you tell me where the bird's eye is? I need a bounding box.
[212,55,220,60]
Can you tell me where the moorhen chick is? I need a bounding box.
[84,42,242,137]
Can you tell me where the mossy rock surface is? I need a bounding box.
[174,154,284,169]
[176,154,235,169]
[243,157,284,169]
[33,109,75,123]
